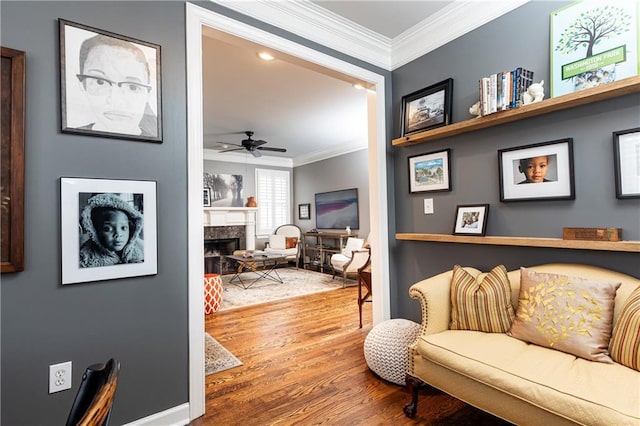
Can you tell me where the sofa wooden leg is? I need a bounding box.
[403,374,425,418]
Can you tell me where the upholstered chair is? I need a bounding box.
[330,237,369,286]
[264,224,302,267]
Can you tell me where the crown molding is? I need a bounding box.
[212,0,529,71]
[391,0,530,69]
[292,145,367,168]
[214,0,392,70]
[204,149,293,168]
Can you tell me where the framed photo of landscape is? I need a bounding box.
[613,127,640,199]
[59,19,162,142]
[401,78,453,136]
[408,149,451,193]
[550,1,639,97]
[61,177,158,284]
[498,138,575,202]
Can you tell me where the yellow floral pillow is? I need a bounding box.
[508,268,621,363]
[450,265,515,333]
[609,285,640,371]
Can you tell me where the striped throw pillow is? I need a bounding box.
[609,285,640,371]
[450,265,515,333]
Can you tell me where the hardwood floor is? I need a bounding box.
[191,286,504,425]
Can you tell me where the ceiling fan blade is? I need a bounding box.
[218,147,244,153]
[250,148,262,158]
[215,141,243,147]
[258,147,287,152]
[252,139,268,147]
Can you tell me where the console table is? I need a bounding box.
[301,232,356,272]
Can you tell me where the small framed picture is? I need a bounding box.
[298,203,311,220]
[498,138,575,202]
[203,188,212,207]
[61,178,158,284]
[59,19,162,142]
[408,149,452,193]
[613,128,640,199]
[401,78,453,136]
[453,204,489,236]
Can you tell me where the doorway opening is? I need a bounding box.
[186,3,390,420]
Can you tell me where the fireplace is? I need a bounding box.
[204,237,240,274]
[203,207,257,274]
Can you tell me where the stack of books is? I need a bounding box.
[478,68,534,116]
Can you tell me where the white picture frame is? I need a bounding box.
[61,177,157,284]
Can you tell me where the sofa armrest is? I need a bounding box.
[409,270,456,336]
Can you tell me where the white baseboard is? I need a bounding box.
[124,403,190,426]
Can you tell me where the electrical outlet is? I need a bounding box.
[424,198,434,214]
[49,361,72,393]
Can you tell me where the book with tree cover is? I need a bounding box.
[550,0,639,97]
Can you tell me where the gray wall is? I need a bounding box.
[1,2,189,424]
[293,149,370,239]
[1,2,392,423]
[391,1,640,321]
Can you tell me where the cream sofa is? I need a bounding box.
[404,263,640,425]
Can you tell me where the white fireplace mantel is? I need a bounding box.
[203,207,258,250]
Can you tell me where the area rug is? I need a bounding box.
[205,333,242,375]
[219,268,344,311]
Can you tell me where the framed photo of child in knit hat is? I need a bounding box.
[61,177,157,284]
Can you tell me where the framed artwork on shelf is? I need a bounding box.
[401,78,453,136]
[408,149,451,193]
[59,19,162,142]
[613,127,640,199]
[203,188,212,207]
[550,1,639,98]
[1,46,25,273]
[60,178,158,284]
[453,204,489,236]
[498,138,575,202]
[298,203,311,220]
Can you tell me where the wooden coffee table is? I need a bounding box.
[225,253,287,289]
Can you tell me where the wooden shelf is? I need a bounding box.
[392,75,640,147]
[396,233,640,252]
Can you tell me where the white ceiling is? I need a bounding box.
[311,1,452,39]
[203,1,527,166]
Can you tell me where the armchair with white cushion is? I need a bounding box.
[330,237,370,286]
[264,224,301,268]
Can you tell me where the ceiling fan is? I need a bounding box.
[217,131,287,158]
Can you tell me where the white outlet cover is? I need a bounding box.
[424,198,434,214]
[49,361,72,393]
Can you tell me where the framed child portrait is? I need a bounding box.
[59,19,162,143]
[60,177,158,284]
[498,138,575,202]
[453,204,489,236]
[613,127,640,199]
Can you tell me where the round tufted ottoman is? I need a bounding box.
[364,318,421,385]
[204,273,223,314]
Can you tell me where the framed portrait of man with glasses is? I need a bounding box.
[59,19,162,143]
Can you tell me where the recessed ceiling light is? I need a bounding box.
[353,83,365,90]
[258,52,275,61]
